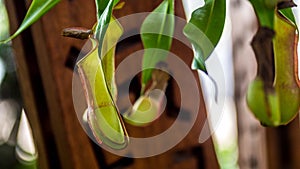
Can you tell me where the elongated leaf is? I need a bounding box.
[249,0,275,29]
[183,0,226,72]
[279,7,298,29]
[77,38,128,149]
[95,0,119,16]
[140,0,174,88]
[95,0,119,48]
[1,0,60,43]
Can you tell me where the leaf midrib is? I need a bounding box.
[203,0,215,40]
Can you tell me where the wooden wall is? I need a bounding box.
[6,0,220,169]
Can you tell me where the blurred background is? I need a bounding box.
[0,0,300,169]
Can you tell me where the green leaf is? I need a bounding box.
[95,0,119,17]
[140,0,174,88]
[279,7,298,29]
[77,38,128,149]
[94,0,120,48]
[1,0,60,43]
[183,0,226,72]
[249,0,275,29]
[249,1,298,29]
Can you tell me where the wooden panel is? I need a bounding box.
[103,0,220,168]
[7,0,220,168]
[6,0,54,168]
[7,0,99,168]
[288,118,300,169]
[30,0,100,168]
[267,117,300,169]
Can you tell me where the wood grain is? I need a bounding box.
[7,0,220,168]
